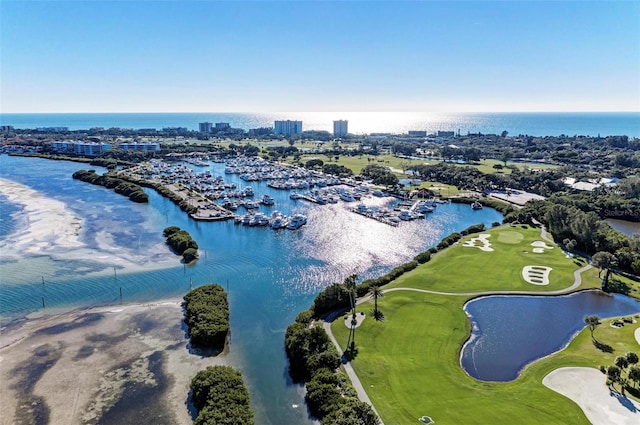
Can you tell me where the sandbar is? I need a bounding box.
[0,178,177,280]
[0,300,227,425]
[0,178,84,254]
[543,367,640,425]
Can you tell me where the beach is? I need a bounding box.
[0,300,227,425]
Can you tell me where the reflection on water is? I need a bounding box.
[606,218,640,237]
[462,292,640,382]
[0,155,503,424]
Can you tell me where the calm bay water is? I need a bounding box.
[462,292,640,382]
[0,154,502,424]
[1,112,639,137]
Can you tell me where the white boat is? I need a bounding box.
[398,210,418,221]
[471,201,483,210]
[270,216,288,229]
[287,214,307,230]
[339,192,355,202]
[290,191,302,200]
[373,190,384,197]
[261,194,275,206]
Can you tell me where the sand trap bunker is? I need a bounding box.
[419,416,434,424]
[543,367,640,425]
[497,231,524,244]
[531,240,554,253]
[522,266,552,285]
[344,312,366,329]
[462,233,493,252]
[635,327,640,346]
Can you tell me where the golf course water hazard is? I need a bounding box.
[461,291,640,382]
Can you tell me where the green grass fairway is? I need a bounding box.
[332,292,639,425]
[388,225,588,293]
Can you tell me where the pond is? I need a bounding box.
[461,291,640,382]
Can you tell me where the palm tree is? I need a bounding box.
[592,252,618,290]
[584,315,601,341]
[615,355,629,371]
[628,366,640,389]
[343,274,359,354]
[370,285,384,320]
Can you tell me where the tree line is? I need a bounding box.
[72,169,149,203]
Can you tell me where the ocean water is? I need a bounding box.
[1,111,639,137]
[0,154,503,424]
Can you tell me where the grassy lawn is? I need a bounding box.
[332,292,639,425]
[289,154,432,175]
[387,224,592,293]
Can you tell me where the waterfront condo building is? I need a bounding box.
[199,122,213,133]
[274,120,302,136]
[333,120,348,137]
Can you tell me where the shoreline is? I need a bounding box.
[0,177,179,283]
[0,299,228,425]
[0,177,84,253]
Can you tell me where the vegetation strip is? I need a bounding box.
[183,284,229,349]
[72,169,149,203]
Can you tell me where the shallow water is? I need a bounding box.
[461,291,640,382]
[0,154,503,424]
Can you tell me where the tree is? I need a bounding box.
[615,355,629,370]
[607,365,621,389]
[626,352,639,366]
[369,285,384,320]
[343,274,359,353]
[628,365,640,389]
[592,252,618,290]
[584,315,600,341]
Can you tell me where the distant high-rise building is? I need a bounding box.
[333,120,348,137]
[199,122,213,133]
[215,122,231,129]
[274,120,302,136]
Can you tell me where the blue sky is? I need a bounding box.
[1,0,639,113]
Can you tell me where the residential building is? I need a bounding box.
[215,122,231,130]
[274,120,302,136]
[333,120,348,137]
[119,142,160,151]
[199,122,213,133]
[51,140,111,156]
[408,130,427,137]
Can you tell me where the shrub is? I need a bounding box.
[414,251,431,264]
[190,366,254,425]
[183,284,229,349]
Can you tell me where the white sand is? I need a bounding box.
[531,240,554,253]
[543,367,640,425]
[344,312,366,328]
[635,327,640,346]
[522,265,552,285]
[0,178,84,254]
[462,233,494,252]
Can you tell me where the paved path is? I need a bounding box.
[323,224,593,423]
